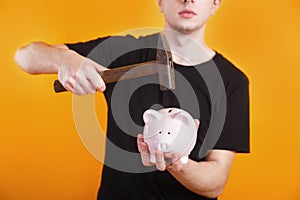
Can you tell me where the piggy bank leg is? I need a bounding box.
[150,153,156,163]
[180,156,189,164]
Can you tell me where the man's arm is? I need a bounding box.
[14,42,106,95]
[15,42,68,74]
[137,134,235,199]
[167,150,234,198]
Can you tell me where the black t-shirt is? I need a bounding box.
[66,33,250,200]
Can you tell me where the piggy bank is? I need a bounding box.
[143,107,198,164]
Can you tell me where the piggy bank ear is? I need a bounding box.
[171,111,190,125]
[143,109,161,125]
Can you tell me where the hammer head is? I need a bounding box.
[156,34,175,91]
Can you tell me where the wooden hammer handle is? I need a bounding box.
[53,60,157,93]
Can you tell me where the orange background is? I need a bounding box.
[1,0,300,199]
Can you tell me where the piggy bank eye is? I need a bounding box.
[168,132,171,135]
[168,109,172,113]
[159,131,162,134]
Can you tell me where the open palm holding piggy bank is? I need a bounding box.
[143,108,199,164]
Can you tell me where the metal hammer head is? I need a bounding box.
[156,34,175,91]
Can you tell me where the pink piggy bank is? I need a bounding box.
[143,108,198,164]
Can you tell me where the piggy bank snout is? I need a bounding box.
[150,141,168,151]
[160,143,168,151]
[156,142,168,152]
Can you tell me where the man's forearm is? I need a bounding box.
[15,41,107,95]
[14,42,68,74]
[168,150,235,198]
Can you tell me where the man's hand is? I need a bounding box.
[58,50,107,95]
[14,42,107,95]
[137,134,186,172]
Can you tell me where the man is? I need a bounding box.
[14,0,249,199]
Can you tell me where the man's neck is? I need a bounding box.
[162,26,215,66]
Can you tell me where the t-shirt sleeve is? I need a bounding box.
[64,35,145,68]
[213,75,250,153]
[65,36,110,57]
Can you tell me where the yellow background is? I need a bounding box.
[1,0,300,199]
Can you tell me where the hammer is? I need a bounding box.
[53,34,175,93]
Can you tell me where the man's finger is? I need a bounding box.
[85,67,103,93]
[194,119,200,128]
[155,151,166,171]
[137,134,146,152]
[77,75,97,94]
[94,63,108,92]
[164,152,173,165]
[137,134,153,166]
[140,149,152,166]
[137,134,144,143]
[171,153,183,172]
[94,62,108,73]
[69,76,88,95]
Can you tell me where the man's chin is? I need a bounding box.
[173,24,201,34]
[175,27,197,35]
[165,23,203,35]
